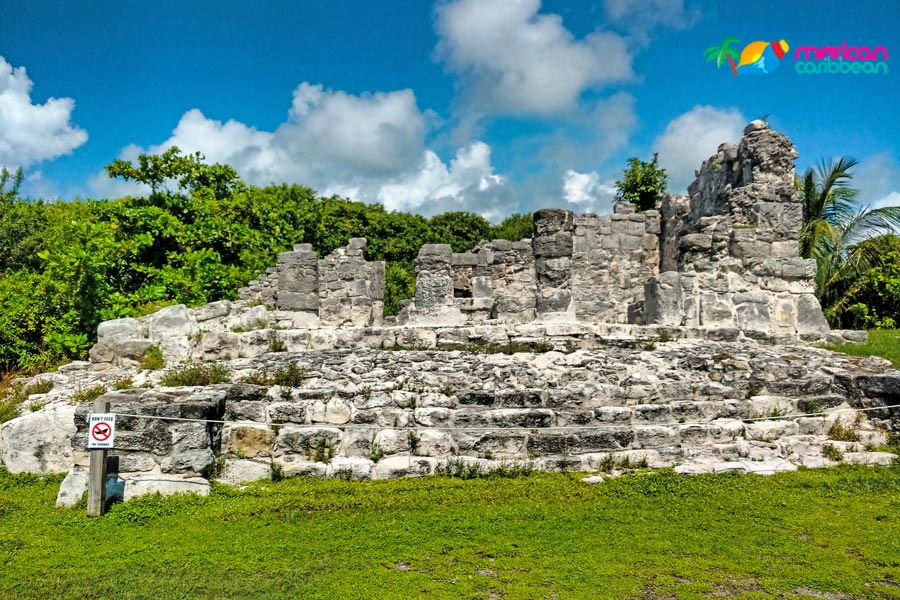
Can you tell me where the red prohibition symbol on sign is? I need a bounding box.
[91,421,112,442]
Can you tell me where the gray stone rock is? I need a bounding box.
[122,475,211,501]
[218,458,271,484]
[0,405,75,474]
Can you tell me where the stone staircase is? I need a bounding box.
[23,335,885,498]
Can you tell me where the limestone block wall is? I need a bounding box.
[318,238,385,327]
[645,121,829,338]
[571,204,660,324]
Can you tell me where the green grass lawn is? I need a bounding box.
[824,329,900,368]
[1,466,900,599]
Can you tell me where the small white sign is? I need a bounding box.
[87,413,116,449]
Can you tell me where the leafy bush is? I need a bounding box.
[615,153,668,212]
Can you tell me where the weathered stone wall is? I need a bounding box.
[571,204,660,324]
[318,238,385,328]
[645,120,829,338]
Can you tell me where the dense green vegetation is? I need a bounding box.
[0,157,533,376]
[798,158,900,329]
[1,466,899,599]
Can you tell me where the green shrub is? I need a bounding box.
[71,384,108,404]
[160,363,231,387]
[822,443,844,462]
[139,346,165,371]
[272,363,306,388]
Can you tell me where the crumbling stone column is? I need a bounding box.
[406,244,464,325]
[533,208,575,319]
[318,238,385,327]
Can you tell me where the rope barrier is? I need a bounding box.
[97,402,900,432]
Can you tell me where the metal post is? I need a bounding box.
[87,398,110,517]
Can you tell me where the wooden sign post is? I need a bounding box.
[87,398,113,517]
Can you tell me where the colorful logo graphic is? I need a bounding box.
[705,38,790,76]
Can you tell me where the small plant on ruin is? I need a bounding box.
[27,401,42,412]
[23,379,53,395]
[828,420,859,442]
[270,461,285,482]
[711,352,733,362]
[435,458,486,479]
[308,438,335,463]
[160,363,231,387]
[657,332,674,343]
[370,447,384,462]
[822,443,844,462]
[642,341,656,351]
[267,332,286,353]
[272,363,306,387]
[240,369,274,386]
[439,384,455,397]
[139,346,165,371]
[71,384,108,404]
[359,385,372,400]
[803,398,825,415]
[187,330,204,344]
[112,376,134,390]
[769,408,787,418]
[231,319,269,333]
[615,153,668,212]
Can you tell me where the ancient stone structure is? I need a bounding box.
[231,121,826,339]
[644,121,828,338]
[0,121,896,507]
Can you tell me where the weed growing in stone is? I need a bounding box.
[23,379,53,395]
[272,363,306,387]
[828,421,858,442]
[160,363,231,387]
[138,346,165,371]
[822,443,844,462]
[270,461,285,482]
[307,438,335,463]
[71,384,108,404]
[111,377,133,390]
[231,319,269,333]
[267,333,287,353]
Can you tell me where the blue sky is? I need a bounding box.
[1,0,898,220]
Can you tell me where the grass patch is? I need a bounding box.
[823,329,900,368]
[2,465,900,599]
[160,363,231,387]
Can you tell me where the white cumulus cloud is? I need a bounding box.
[652,105,746,193]
[604,0,700,43]
[562,169,617,213]
[434,0,633,119]
[0,56,87,170]
[90,83,512,220]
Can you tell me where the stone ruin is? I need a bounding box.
[1,121,897,505]
[231,120,828,340]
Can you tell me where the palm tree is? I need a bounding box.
[704,38,740,77]
[798,158,900,320]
